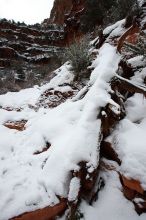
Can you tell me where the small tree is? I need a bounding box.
[80,0,116,33]
[65,36,91,81]
[80,0,102,32]
[111,0,140,23]
[80,0,140,32]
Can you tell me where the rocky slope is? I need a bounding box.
[0,0,146,220]
[0,18,66,93]
[0,0,87,94]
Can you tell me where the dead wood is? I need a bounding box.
[117,18,139,53]
[111,75,146,97]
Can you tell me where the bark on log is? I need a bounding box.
[111,75,146,97]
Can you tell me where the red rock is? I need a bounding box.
[0,46,17,59]
[64,0,86,44]
[37,89,76,109]
[11,199,67,220]
[46,0,72,25]
[43,0,86,45]
[120,174,146,214]
[4,120,27,131]
[122,185,136,200]
[121,175,145,195]
[125,32,139,45]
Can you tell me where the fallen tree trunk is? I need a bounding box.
[111,75,146,97]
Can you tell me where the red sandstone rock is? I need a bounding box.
[64,0,86,44]
[117,20,140,53]
[121,176,146,214]
[46,0,72,25]
[122,185,136,200]
[121,175,145,195]
[43,0,86,45]
[11,199,67,220]
[37,89,76,109]
[4,120,27,131]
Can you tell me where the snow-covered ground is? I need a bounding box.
[59,167,146,220]
[0,39,146,220]
[107,66,146,190]
[81,170,146,220]
[0,62,73,110]
[0,44,120,219]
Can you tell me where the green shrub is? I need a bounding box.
[66,36,91,81]
[112,0,140,21]
[80,0,140,33]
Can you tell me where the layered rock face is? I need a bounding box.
[0,19,65,67]
[43,0,86,44]
[0,0,88,93]
[0,19,65,93]
[0,0,87,70]
[64,0,86,44]
[44,0,72,25]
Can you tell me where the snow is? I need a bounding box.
[128,56,146,68]
[103,19,125,39]
[0,62,73,109]
[0,86,41,109]
[68,177,80,202]
[0,108,35,125]
[126,93,146,122]
[0,43,121,219]
[107,92,146,190]
[0,37,146,220]
[138,0,146,6]
[90,19,126,47]
[90,44,120,84]
[80,171,146,220]
[130,68,146,88]
[108,63,146,189]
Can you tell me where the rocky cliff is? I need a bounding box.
[0,0,89,94]
[45,0,72,25]
[0,19,65,93]
[43,0,86,44]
